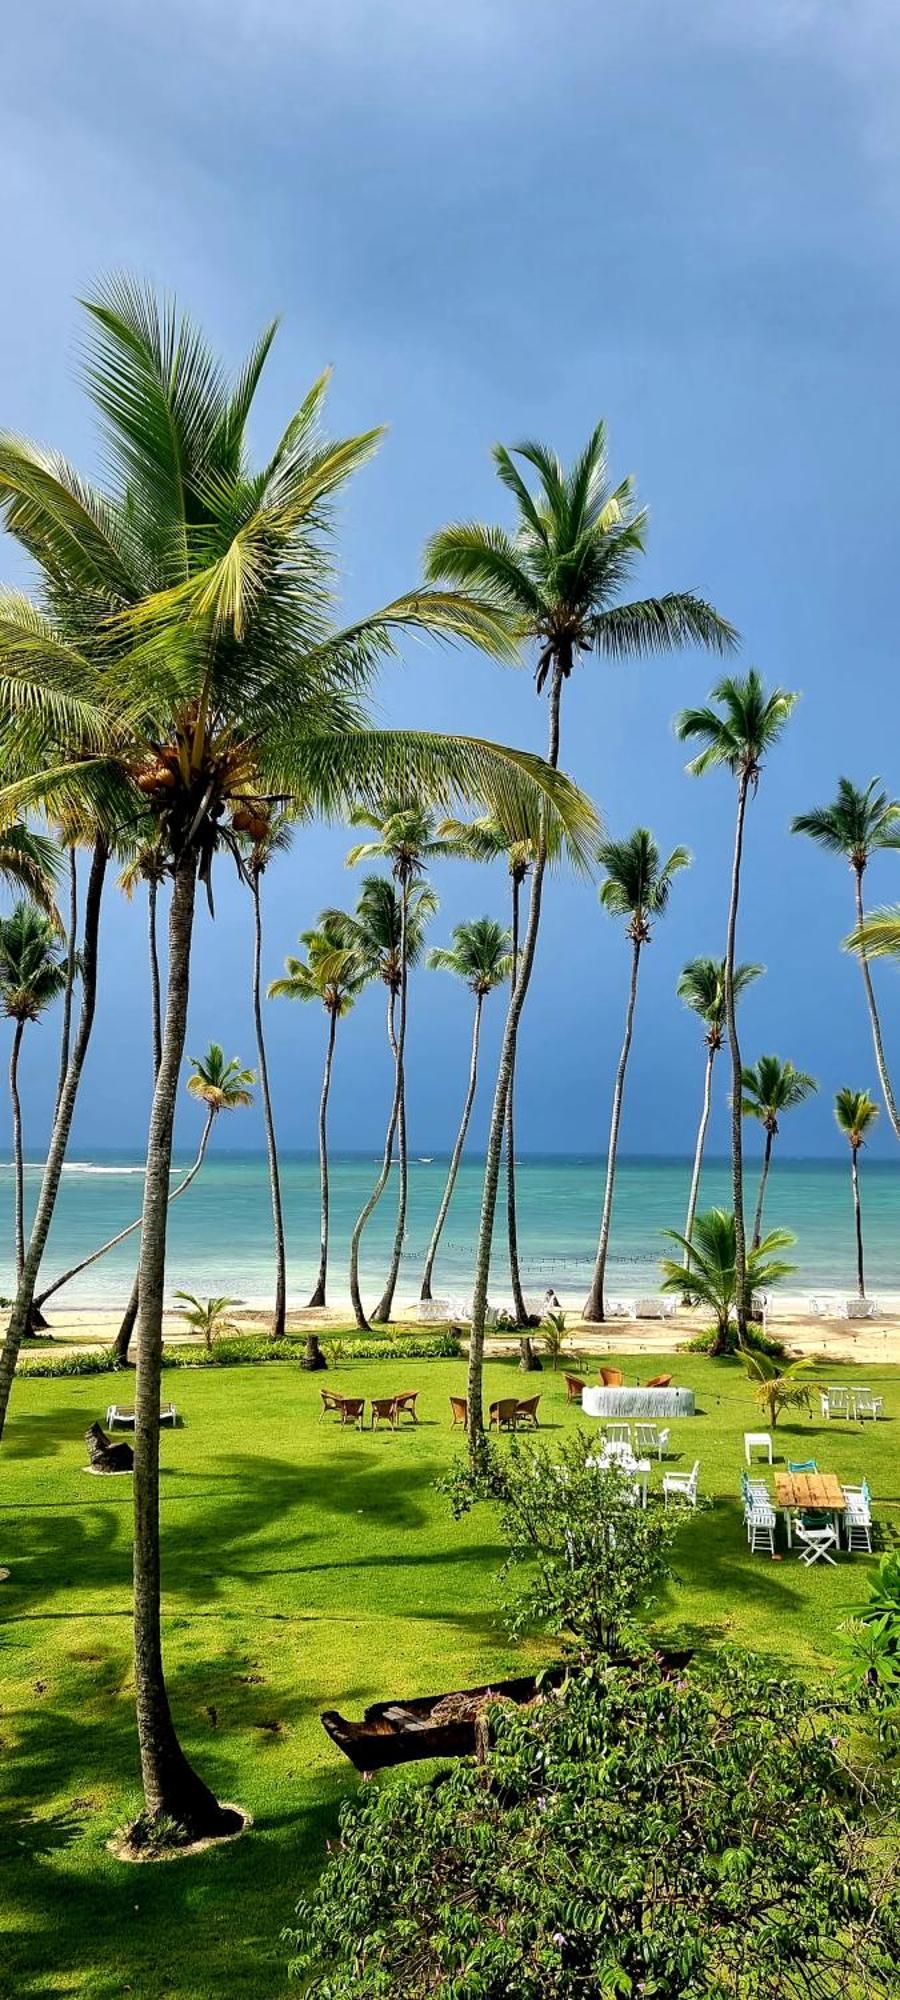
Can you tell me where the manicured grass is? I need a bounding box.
[2,1350,898,1999]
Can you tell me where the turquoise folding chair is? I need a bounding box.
[788,1459,817,1474]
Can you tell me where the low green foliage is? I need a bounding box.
[841,1551,900,1738]
[15,1329,462,1376]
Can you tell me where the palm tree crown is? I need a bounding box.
[678,956,762,1049]
[321,875,437,994]
[740,1054,818,1135]
[269,919,368,1018]
[0,826,62,921]
[186,1043,255,1115]
[676,668,798,780]
[660,1207,796,1344]
[598,828,690,941]
[792,777,900,874]
[834,1088,879,1150]
[0,902,67,1021]
[427,918,513,995]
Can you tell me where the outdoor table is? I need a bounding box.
[775,1472,845,1549]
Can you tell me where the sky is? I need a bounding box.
[3,0,900,1161]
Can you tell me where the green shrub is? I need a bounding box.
[17,1329,462,1378]
[17,1347,119,1378]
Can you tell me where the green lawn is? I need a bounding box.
[1,1350,897,2000]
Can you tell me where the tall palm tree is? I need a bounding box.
[740,1054,818,1249]
[675,670,797,1340]
[240,810,295,1338]
[583,830,690,1322]
[660,1208,796,1356]
[677,956,763,1249]
[834,1088,879,1298]
[111,835,169,1356]
[0,284,594,1842]
[30,1044,254,1336]
[323,872,438,1328]
[420,917,512,1301]
[344,802,456,1325]
[793,779,900,1140]
[0,903,67,1281]
[269,918,367,1308]
[426,427,734,1452]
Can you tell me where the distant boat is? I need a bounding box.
[418,1156,433,1164]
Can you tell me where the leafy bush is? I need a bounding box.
[17,1347,119,1378]
[841,1551,900,1740]
[17,1330,461,1377]
[684,1320,786,1360]
[286,1651,899,1998]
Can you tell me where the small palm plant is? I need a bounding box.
[584,829,690,1322]
[675,671,798,1338]
[740,1054,818,1248]
[0,902,67,1280]
[660,1207,796,1355]
[174,1292,239,1353]
[541,1308,568,1370]
[677,956,762,1248]
[420,918,513,1301]
[834,1088,879,1298]
[737,1347,811,1429]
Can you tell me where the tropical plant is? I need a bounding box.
[583,828,690,1321]
[0,284,594,1842]
[323,872,438,1328]
[0,902,67,1279]
[31,1044,255,1342]
[737,1345,811,1428]
[427,430,734,1454]
[677,955,762,1249]
[660,1207,796,1355]
[834,1087,879,1297]
[269,916,368,1307]
[794,778,900,1138]
[239,809,296,1337]
[740,1053,818,1248]
[173,1292,239,1352]
[541,1307,568,1369]
[420,917,512,1300]
[675,670,797,1338]
[841,1552,900,1736]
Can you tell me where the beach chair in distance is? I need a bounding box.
[392,1391,419,1425]
[629,1296,676,1322]
[840,1296,878,1321]
[319,1389,345,1422]
[106,1402,177,1428]
[564,1373,584,1404]
[338,1397,366,1431]
[515,1395,541,1429]
[600,1366,625,1388]
[449,1395,468,1427]
[489,1397,520,1433]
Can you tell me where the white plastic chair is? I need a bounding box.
[795,1518,839,1565]
[853,1389,884,1421]
[842,1482,873,1553]
[635,1422,669,1461]
[745,1501,776,1555]
[603,1422,632,1448]
[820,1386,850,1420]
[629,1296,677,1321]
[663,1460,700,1510]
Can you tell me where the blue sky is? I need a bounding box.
[4,0,900,1160]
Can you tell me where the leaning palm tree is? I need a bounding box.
[675,670,797,1340]
[420,918,512,1301]
[344,803,456,1325]
[583,830,690,1322]
[834,1088,879,1298]
[29,1044,254,1342]
[0,902,67,1281]
[239,810,296,1338]
[269,918,368,1308]
[740,1053,818,1249]
[426,427,734,1452]
[323,872,438,1328]
[793,780,900,1140]
[111,834,170,1355]
[660,1207,796,1356]
[677,956,763,1249]
[0,284,594,1844]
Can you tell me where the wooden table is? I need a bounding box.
[775,1472,845,1548]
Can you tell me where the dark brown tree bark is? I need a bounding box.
[308,1008,338,1308]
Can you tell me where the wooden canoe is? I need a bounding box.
[321,1671,560,1771]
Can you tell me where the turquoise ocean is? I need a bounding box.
[2,1152,899,1309]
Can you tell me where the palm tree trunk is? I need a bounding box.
[9,1018,26,1285]
[421,992,484,1299]
[684,1043,715,1247]
[132,849,232,1839]
[851,1146,866,1297]
[0,838,108,1445]
[583,938,642,1322]
[752,1127,774,1251]
[505,873,528,1325]
[350,968,405,1331]
[466,661,563,1463]
[726,773,750,1339]
[53,846,78,1121]
[308,1009,337,1308]
[36,1110,215,1312]
[374,915,410,1324]
[251,874,287,1339]
[112,875,164,1365]
[853,866,900,1141]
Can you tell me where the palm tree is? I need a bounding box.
[426,427,734,1452]
[834,1088,879,1298]
[420,918,512,1300]
[0,285,593,1840]
[677,956,763,1250]
[30,1044,254,1339]
[239,811,295,1338]
[793,780,900,1140]
[740,1054,818,1249]
[174,1291,239,1352]
[323,872,438,1328]
[675,670,797,1340]
[660,1207,796,1355]
[0,903,67,1280]
[111,835,169,1356]
[269,918,367,1308]
[344,803,456,1325]
[583,830,690,1322]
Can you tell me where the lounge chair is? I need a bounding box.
[841,1296,878,1320]
[449,1395,468,1427]
[488,1397,520,1433]
[564,1372,584,1404]
[417,1298,453,1324]
[515,1395,541,1429]
[106,1402,177,1428]
[600,1366,625,1388]
[629,1296,676,1322]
